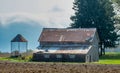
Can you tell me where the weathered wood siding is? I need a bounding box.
[86,32,99,62]
[33,53,86,62]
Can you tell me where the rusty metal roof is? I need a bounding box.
[39,28,96,43]
[11,34,28,42]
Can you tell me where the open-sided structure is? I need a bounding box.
[11,34,28,57]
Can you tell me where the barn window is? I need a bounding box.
[56,54,62,58]
[44,54,49,58]
[69,54,75,59]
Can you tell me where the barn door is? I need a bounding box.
[86,55,91,62]
[89,55,91,62]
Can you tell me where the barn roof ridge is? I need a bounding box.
[43,28,96,31]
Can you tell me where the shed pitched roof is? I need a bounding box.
[39,28,96,43]
[11,34,28,42]
[37,46,92,54]
[55,46,91,54]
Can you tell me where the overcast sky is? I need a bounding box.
[0,0,74,52]
[0,0,74,27]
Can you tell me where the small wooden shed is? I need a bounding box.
[11,34,28,57]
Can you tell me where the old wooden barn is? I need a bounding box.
[33,28,100,62]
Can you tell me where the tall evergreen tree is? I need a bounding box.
[70,0,118,48]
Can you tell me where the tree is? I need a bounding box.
[111,0,120,30]
[70,0,119,55]
[112,0,120,6]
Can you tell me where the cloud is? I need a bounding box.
[0,0,74,13]
[0,0,74,28]
[0,12,71,28]
[49,5,64,12]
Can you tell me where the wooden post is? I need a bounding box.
[26,42,28,53]
[11,42,12,57]
[18,42,20,56]
[26,42,28,56]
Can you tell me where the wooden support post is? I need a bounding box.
[26,42,28,53]
[26,42,28,56]
[18,42,20,56]
[11,42,12,57]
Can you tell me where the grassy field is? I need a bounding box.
[0,54,33,62]
[0,52,120,64]
[98,52,120,64]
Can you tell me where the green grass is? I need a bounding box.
[98,52,120,64]
[0,52,120,64]
[0,57,25,62]
[0,55,33,62]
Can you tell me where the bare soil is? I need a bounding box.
[0,61,120,73]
